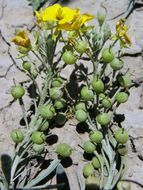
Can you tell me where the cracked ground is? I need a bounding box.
[0,0,143,189]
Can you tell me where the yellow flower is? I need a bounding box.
[35,4,94,31]
[35,4,78,25]
[116,18,131,47]
[11,30,31,48]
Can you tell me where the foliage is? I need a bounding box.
[0,3,133,190]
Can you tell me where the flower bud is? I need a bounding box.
[22,61,31,71]
[54,98,66,109]
[75,40,88,54]
[62,51,77,65]
[97,9,106,26]
[92,78,104,93]
[110,58,123,70]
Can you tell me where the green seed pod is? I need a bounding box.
[115,128,129,144]
[117,181,131,190]
[102,48,114,63]
[83,163,94,178]
[118,75,132,88]
[39,121,49,131]
[97,113,111,126]
[75,109,88,122]
[55,112,66,125]
[85,175,100,190]
[92,157,101,169]
[62,51,77,65]
[11,85,25,99]
[89,130,103,144]
[91,78,104,93]
[56,143,72,157]
[39,104,55,120]
[31,131,46,145]
[99,93,106,99]
[81,86,94,101]
[75,102,86,111]
[32,143,44,153]
[51,77,63,88]
[110,58,123,70]
[115,92,129,104]
[49,87,63,100]
[117,144,128,156]
[101,98,112,109]
[11,129,24,143]
[97,9,106,26]
[54,98,66,109]
[22,61,31,71]
[75,40,88,54]
[83,141,96,154]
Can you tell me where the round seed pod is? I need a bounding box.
[39,104,55,120]
[11,129,24,143]
[55,112,66,125]
[22,61,31,71]
[102,48,114,63]
[89,130,103,144]
[81,86,94,101]
[110,58,123,70]
[54,98,66,109]
[115,128,129,144]
[49,87,63,100]
[32,143,44,153]
[39,121,49,131]
[51,77,63,88]
[31,131,46,145]
[101,98,112,109]
[92,157,101,169]
[83,141,96,154]
[85,175,100,190]
[56,143,72,158]
[11,85,25,99]
[75,109,88,122]
[97,113,111,126]
[75,40,88,54]
[117,144,128,156]
[118,75,132,88]
[115,92,129,104]
[91,78,104,93]
[75,102,86,111]
[62,51,77,65]
[117,181,131,190]
[83,163,94,178]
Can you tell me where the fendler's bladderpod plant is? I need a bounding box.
[0,3,132,190]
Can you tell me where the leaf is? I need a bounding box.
[28,0,48,10]
[24,159,60,188]
[1,154,12,186]
[56,164,70,190]
[76,164,85,190]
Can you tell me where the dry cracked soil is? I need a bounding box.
[0,0,143,190]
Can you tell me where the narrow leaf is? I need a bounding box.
[24,159,60,188]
